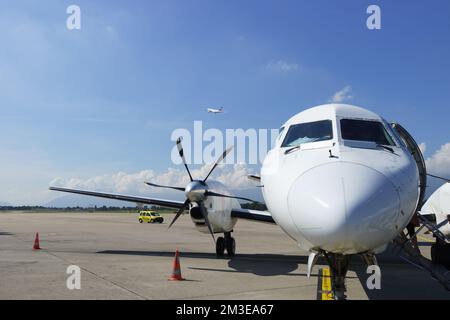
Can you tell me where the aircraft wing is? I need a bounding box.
[230,208,275,224]
[49,187,186,209]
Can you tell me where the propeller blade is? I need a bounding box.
[427,173,450,183]
[176,137,193,182]
[203,146,233,182]
[205,191,257,203]
[145,182,185,192]
[199,202,215,242]
[168,199,190,229]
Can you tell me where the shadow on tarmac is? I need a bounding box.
[353,247,450,300]
[98,249,450,299]
[98,250,358,278]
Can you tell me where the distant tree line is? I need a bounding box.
[0,205,169,212]
[1,203,268,212]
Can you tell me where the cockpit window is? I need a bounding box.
[281,120,333,147]
[340,119,395,146]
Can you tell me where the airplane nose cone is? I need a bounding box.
[288,162,400,254]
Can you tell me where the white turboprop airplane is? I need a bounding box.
[420,180,450,266]
[207,107,224,114]
[50,104,430,299]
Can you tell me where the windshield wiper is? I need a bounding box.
[377,144,395,154]
[284,145,301,155]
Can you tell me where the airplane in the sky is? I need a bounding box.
[207,107,224,114]
[51,103,446,299]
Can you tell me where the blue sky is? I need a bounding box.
[0,0,449,204]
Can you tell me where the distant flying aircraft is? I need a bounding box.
[207,107,224,114]
[50,103,450,299]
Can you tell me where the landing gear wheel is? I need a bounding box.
[325,253,352,300]
[226,237,236,256]
[216,237,225,256]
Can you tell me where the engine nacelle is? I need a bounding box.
[189,180,240,234]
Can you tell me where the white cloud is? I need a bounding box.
[265,60,299,72]
[48,143,450,206]
[50,164,257,197]
[425,143,450,177]
[329,85,353,103]
[418,142,427,155]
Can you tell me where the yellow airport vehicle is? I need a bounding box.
[138,210,164,224]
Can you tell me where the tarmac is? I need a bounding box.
[1,211,449,300]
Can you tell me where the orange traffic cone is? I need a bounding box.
[168,250,185,281]
[33,233,41,250]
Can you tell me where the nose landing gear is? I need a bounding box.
[216,232,236,257]
[324,252,352,300]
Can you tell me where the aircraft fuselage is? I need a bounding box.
[261,104,419,254]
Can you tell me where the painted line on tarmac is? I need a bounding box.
[317,268,333,300]
[418,236,435,243]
